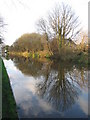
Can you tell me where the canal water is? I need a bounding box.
[3,56,88,118]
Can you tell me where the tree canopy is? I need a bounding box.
[9,33,44,52]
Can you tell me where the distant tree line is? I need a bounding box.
[8,32,77,55]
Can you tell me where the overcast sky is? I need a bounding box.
[0,0,89,45]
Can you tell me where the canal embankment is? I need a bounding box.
[1,58,18,119]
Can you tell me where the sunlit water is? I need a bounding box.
[3,56,88,118]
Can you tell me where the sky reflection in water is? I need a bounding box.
[3,57,88,118]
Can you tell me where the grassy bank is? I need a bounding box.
[2,58,18,119]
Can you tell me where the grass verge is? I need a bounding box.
[2,58,18,119]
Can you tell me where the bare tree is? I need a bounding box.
[36,3,81,53]
[36,18,51,52]
[48,3,81,48]
[79,31,88,51]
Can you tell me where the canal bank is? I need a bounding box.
[1,58,18,119]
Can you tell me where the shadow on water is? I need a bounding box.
[4,55,88,118]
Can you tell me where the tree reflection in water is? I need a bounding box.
[36,62,88,112]
[6,56,88,113]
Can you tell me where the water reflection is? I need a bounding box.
[4,56,88,118]
[36,63,88,112]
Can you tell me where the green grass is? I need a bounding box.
[1,58,18,119]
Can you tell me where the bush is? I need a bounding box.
[29,53,32,58]
[32,53,35,58]
[45,53,50,58]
